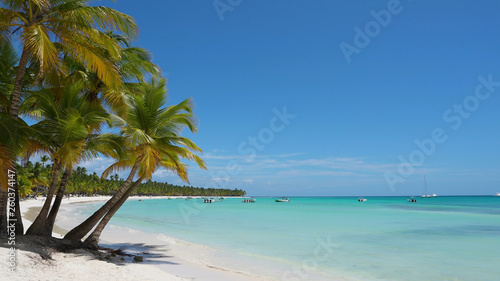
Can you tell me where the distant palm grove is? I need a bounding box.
[0,0,238,248]
[17,162,245,197]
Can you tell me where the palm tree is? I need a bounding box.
[22,78,123,236]
[26,161,48,195]
[1,0,137,234]
[0,0,138,118]
[65,33,160,117]
[65,78,206,243]
[40,155,49,169]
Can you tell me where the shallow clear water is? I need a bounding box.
[84,196,500,280]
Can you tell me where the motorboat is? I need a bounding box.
[275,197,290,202]
[358,197,367,202]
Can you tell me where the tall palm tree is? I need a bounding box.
[0,0,137,234]
[22,78,123,236]
[65,78,206,243]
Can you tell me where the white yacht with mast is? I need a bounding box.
[422,176,432,198]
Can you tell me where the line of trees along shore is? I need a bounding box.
[0,0,225,249]
[17,162,245,197]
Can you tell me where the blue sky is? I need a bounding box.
[78,0,500,196]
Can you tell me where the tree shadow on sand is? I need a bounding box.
[98,242,179,265]
[0,236,178,266]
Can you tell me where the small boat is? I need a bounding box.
[185,196,193,200]
[275,197,290,202]
[432,193,438,197]
[203,198,215,203]
[358,197,367,202]
[407,196,417,202]
[242,198,256,203]
[494,192,500,197]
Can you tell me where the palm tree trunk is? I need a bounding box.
[64,161,140,240]
[39,168,71,237]
[84,176,143,248]
[9,45,30,118]
[6,45,31,236]
[26,161,61,235]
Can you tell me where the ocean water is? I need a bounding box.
[83,196,500,281]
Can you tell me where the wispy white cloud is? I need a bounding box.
[153,168,176,179]
[202,153,248,161]
[212,177,230,183]
[276,153,304,158]
[77,157,132,180]
[79,157,115,174]
[276,170,357,177]
[75,151,450,193]
[198,151,403,181]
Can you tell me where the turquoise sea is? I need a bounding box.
[82,196,500,280]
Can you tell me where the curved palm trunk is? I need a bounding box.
[39,168,71,237]
[64,161,139,240]
[4,45,31,236]
[26,161,61,235]
[84,176,143,248]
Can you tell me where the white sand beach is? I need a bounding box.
[0,196,276,281]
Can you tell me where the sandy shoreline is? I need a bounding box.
[0,196,276,281]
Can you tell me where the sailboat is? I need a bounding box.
[421,176,432,198]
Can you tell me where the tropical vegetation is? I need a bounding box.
[15,162,245,198]
[0,0,241,248]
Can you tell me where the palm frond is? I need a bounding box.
[101,158,136,179]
